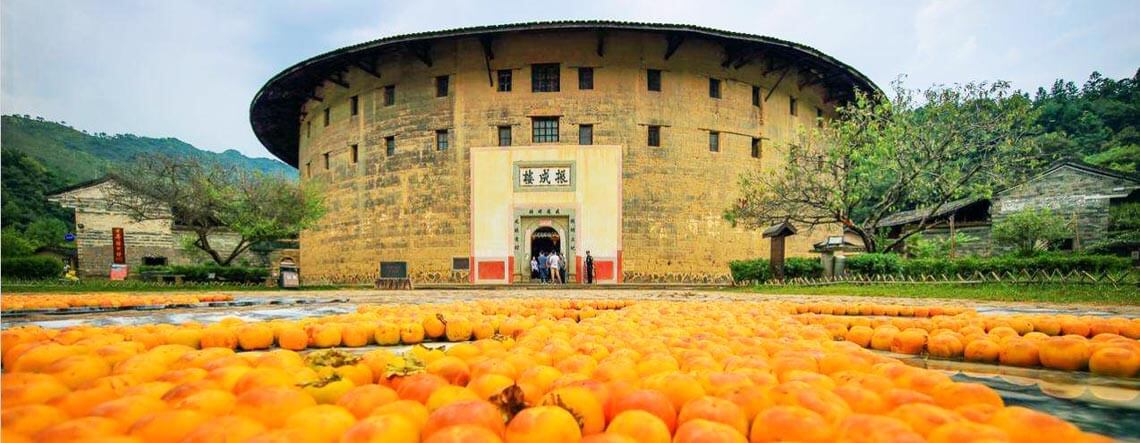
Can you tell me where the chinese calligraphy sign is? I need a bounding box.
[516,163,573,190]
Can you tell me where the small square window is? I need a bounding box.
[532,63,560,92]
[578,67,594,90]
[452,257,470,271]
[497,70,512,92]
[323,152,330,169]
[351,144,358,163]
[709,131,720,152]
[350,95,359,116]
[385,136,395,156]
[751,138,761,159]
[323,108,330,126]
[532,117,559,143]
[436,75,449,97]
[383,85,395,106]
[647,69,661,91]
[498,126,512,147]
[752,86,761,107]
[790,97,798,116]
[709,78,721,99]
[816,108,824,128]
[436,129,449,150]
[579,124,593,145]
[647,125,661,147]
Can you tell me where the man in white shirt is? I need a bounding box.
[548,252,562,284]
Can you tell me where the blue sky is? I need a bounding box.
[3,0,1138,161]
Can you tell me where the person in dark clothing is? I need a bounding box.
[538,251,549,283]
[585,251,595,284]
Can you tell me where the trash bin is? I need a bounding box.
[278,263,300,289]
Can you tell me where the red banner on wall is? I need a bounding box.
[112,227,126,264]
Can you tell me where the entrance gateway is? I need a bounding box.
[469,144,623,284]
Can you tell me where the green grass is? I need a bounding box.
[723,282,1140,305]
[1,279,348,293]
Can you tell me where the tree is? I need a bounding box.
[23,218,68,250]
[725,79,1040,252]
[0,149,71,230]
[108,155,325,266]
[992,209,1071,256]
[1,228,35,258]
[1033,69,1140,172]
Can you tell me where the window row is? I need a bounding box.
[306,67,825,140]
[303,130,449,177]
[304,121,764,177]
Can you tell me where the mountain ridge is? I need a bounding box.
[0,114,295,185]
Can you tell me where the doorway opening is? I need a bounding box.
[531,227,561,260]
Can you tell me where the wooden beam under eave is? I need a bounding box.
[353,59,381,79]
[763,58,793,76]
[409,42,433,67]
[764,67,790,102]
[664,33,685,60]
[480,35,495,87]
[797,68,823,91]
[328,72,350,89]
[721,43,751,69]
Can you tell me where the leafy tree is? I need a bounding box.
[992,209,1071,256]
[726,79,1039,252]
[1033,69,1140,172]
[1083,144,1139,174]
[1,228,35,258]
[23,218,69,249]
[0,150,71,230]
[108,155,325,266]
[904,232,978,259]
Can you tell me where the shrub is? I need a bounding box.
[846,253,1130,277]
[729,257,821,283]
[784,257,823,279]
[2,256,65,280]
[898,254,1130,277]
[992,209,1071,256]
[846,253,904,275]
[728,259,771,283]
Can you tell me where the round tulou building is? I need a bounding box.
[251,21,878,285]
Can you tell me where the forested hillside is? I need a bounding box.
[1,115,295,184]
[1034,70,1140,173]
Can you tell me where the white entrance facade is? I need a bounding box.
[469,144,622,284]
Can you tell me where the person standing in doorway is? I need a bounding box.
[559,251,568,285]
[538,251,549,283]
[585,251,595,284]
[530,255,539,281]
[548,251,562,284]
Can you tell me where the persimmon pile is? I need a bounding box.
[792,306,1140,377]
[1,299,1132,442]
[1,293,233,312]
